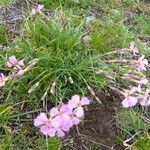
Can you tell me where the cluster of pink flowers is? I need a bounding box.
[7,55,25,77]
[0,56,37,87]
[34,95,90,137]
[32,4,44,15]
[119,42,149,107]
[122,76,150,107]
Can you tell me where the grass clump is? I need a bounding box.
[2,10,107,108]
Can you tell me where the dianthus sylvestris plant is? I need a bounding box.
[34,95,90,137]
[102,42,150,108]
[0,55,37,87]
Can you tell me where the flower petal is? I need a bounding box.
[68,95,80,109]
[34,113,48,126]
[75,107,84,118]
[47,128,56,137]
[7,62,13,68]
[122,96,138,108]
[37,4,44,11]
[72,117,80,125]
[81,97,90,106]
[40,126,50,135]
[16,70,25,77]
[18,60,25,67]
[57,130,65,137]
[50,107,59,117]
[32,9,37,15]
[9,56,17,64]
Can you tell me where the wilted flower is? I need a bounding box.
[50,82,56,95]
[28,82,40,93]
[0,73,7,87]
[139,89,150,106]
[137,55,148,72]
[28,58,38,68]
[7,56,24,69]
[32,4,44,15]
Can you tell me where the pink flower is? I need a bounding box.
[50,104,80,128]
[68,95,90,118]
[0,73,6,87]
[122,89,138,108]
[7,56,24,68]
[130,41,138,55]
[32,4,44,15]
[34,113,56,137]
[51,117,70,137]
[31,9,37,15]
[66,110,80,127]
[139,89,150,106]
[34,95,90,137]
[50,104,69,118]
[137,55,148,72]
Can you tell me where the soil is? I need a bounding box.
[62,90,124,150]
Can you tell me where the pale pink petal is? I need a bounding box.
[37,4,44,12]
[136,84,141,92]
[7,62,13,68]
[75,107,84,118]
[80,97,90,106]
[72,117,80,125]
[139,77,148,85]
[18,60,25,67]
[47,128,56,137]
[40,126,50,135]
[0,73,6,87]
[143,59,148,66]
[133,47,138,53]
[0,81,5,87]
[130,87,137,94]
[50,107,59,117]
[32,9,37,15]
[34,113,48,126]
[0,73,5,79]
[145,89,150,95]
[61,121,70,132]
[16,70,25,77]
[9,56,17,64]
[60,104,69,112]
[66,119,73,128]
[68,95,80,109]
[140,98,150,106]
[138,65,146,72]
[51,117,61,129]
[122,97,138,108]
[57,130,65,137]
